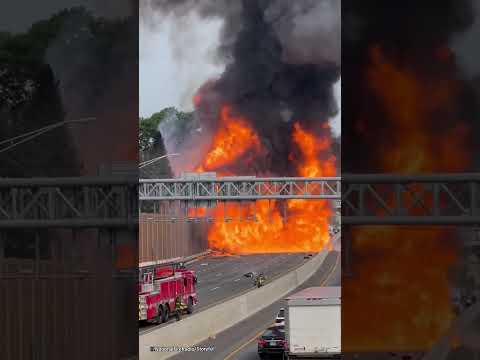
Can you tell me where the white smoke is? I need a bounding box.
[158,109,213,176]
[331,78,341,137]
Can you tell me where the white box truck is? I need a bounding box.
[284,286,341,359]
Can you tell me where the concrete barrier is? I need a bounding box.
[139,250,329,360]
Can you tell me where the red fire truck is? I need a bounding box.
[138,263,198,323]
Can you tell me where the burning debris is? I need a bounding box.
[144,0,340,254]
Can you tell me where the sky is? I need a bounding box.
[140,14,224,116]
[139,15,341,137]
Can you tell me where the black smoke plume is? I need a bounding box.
[142,0,340,176]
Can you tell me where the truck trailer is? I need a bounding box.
[284,286,341,359]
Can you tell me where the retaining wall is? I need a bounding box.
[139,213,209,263]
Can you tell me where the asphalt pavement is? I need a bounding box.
[191,253,312,312]
[170,249,341,360]
[139,252,312,334]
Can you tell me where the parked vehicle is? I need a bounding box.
[258,326,286,359]
[283,287,341,359]
[138,264,198,324]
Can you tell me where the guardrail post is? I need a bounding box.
[358,185,365,216]
[433,183,440,217]
[12,188,18,220]
[394,184,402,216]
[471,182,478,217]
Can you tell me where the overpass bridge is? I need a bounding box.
[140,173,480,226]
[0,174,479,228]
[0,177,138,228]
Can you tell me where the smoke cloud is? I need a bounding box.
[157,108,212,176]
[143,0,340,176]
[45,7,138,175]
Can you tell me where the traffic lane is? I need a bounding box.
[232,344,260,360]
[191,254,306,288]
[193,253,311,311]
[169,250,340,360]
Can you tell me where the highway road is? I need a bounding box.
[170,249,341,360]
[191,253,313,312]
[139,252,313,334]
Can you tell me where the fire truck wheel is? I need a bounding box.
[187,297,194,314]
[156,306,164,324]
[162,305,170,323]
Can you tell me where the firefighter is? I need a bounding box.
[173,296,188,321]
[254,273,266,288]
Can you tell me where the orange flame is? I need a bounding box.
[343,45,469,352]
[194,106,336,253]
[195,105,262,172]
[367,46,470,172]
[343,226,458,352]
[292,122,336,178]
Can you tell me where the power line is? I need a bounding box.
[139,153,180,169]
[0,117,95,154]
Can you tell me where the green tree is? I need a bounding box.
[0,7,135,177]
[139,107,194,152]
[139,107,174,152]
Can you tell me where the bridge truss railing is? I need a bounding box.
[0,177,138,228]
[139,177,341,201]
[1,174,480,228]
[342,173,480,225]
[141,174,480,225]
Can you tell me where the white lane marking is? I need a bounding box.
[216,273,222,277]
[234,278,241,282]
[210,286,220,291]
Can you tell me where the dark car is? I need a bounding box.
[258,326,286,359]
